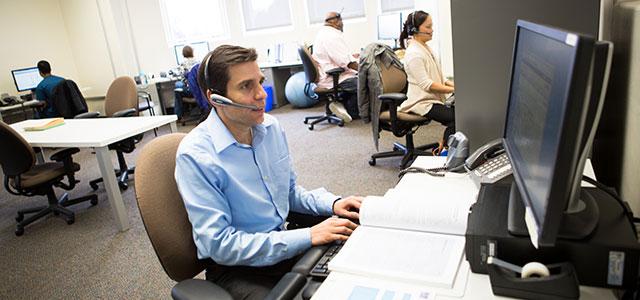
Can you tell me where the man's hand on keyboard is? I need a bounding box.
[310,217,358,246]
[332,196,363,220]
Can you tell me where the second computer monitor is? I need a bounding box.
[503,20,597,248]
[377,12,402,41]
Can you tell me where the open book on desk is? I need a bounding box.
[328,192,474,289]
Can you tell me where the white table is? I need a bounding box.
[10,115,178,232]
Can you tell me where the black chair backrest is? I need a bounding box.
[52,79,89,118]
[298,46,320,84]
[0,122,35,177]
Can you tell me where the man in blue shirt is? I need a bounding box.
[175,45,362,299]
[34,60,64,118]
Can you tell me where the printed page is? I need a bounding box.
[328,226,465,289]
[360,191,471,236]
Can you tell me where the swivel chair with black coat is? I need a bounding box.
[298,46,346,130]
[50,79,89,118]
[0,121,98,236]
[367,52,439,168]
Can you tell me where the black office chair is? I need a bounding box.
[298,46,345,130]
[0,121,98,236]
[50,79,89,118]
[368,52,439,168]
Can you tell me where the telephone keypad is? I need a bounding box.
[471,153,512,185]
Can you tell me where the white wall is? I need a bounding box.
[0,0,80,96]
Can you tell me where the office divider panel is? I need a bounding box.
[450,0,600,152]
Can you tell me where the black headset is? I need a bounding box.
[203,52,222,96]
[408,10,429,36]
[202,51,262,111]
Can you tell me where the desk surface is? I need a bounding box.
[259,61,302,68]
[10,115,177,148]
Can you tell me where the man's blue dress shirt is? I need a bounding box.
[35,75,64,118]
[175,110,337,267]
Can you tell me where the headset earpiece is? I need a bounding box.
[409,11,418,34]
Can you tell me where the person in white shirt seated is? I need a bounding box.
[312,11,361,123]
[175,44,363,300]
[398,11,455,154]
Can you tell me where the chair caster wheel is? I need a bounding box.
[90,183,99,191]
[369,159,376,166]
[338,123,344,127]
[53,211,60,216]
[119,182,128,190]
[15,227,24,236]
[66,218,75,225]
[16,214,24,222]
[90,198,98,206]
[308,125,314,130]
[304,119,309,124]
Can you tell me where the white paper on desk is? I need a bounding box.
[328,226,465,289]
[361,193,470,236]
[312,262,470,300]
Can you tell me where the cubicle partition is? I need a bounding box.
[450,0,602,151]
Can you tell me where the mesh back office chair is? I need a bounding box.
[369,55,439,168]
[0,121,98,236]
[298,46,345,130]
[77,76,143,191]
[135,134,314,300]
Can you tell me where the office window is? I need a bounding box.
[241,0,292,31]
[161,0,227,43]
[380,0,414,13]
[307,0,365,24]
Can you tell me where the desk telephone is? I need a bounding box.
[466,138,512,185]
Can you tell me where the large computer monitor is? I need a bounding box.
[174,41,210,65]
[377,12,402,42]
[11,67,43,92]
[503,20,604,248]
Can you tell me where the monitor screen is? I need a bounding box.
[174,41,210,65]
[503,20,595,248]
[377,13,402,41]
[11,67,43,92]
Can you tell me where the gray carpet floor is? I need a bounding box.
[0,102,443,299]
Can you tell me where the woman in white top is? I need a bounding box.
[398,11,455,151]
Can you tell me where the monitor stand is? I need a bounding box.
[507,182,600,240]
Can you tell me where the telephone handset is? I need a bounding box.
[466,138,512,186]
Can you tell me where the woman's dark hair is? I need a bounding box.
[197,45,258,98]
[399,10,430,49]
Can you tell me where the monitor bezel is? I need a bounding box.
[502,20,595,247]
[11,67,42,92]
[377,12,402,41]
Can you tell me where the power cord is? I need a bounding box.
[398,164,466,179]
[582,175,637,237]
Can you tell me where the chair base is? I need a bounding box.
[369,141,439,168]
[15,191,98,236]
[90,167,135,191]
[303,114,344,130]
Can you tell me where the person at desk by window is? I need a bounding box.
[34,60,64,118]
[312,11,361,122]
[398,11,455,154]
[175,45,362,299]
[174,45,198,121]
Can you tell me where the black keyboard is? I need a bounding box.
[309,241,344,278]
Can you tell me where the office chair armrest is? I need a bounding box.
[49,147,80,162]
[378,93,407,107]
[74,111,100,119]
[264,272,307,300]
[112,108,137,118]
[325,67,345,76]
[291,245,330,275]
[171,279,233,300]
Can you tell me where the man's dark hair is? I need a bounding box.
[198,45,258,98]
[37,60,51,74]
[182,45,194,58]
